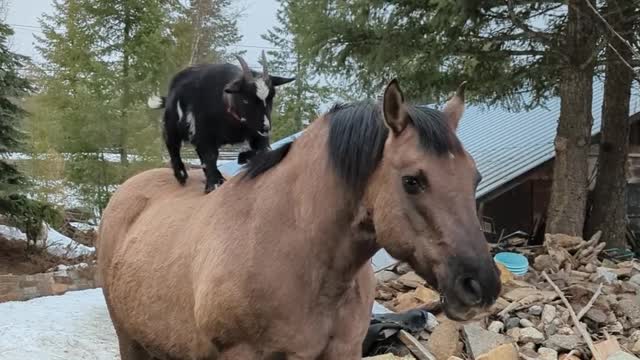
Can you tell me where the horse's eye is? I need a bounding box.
[402,176,423,195]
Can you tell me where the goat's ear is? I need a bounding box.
[270,76,295,87]
[224,79,243,94]
[382,78,408,135]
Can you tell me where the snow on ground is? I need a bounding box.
[0,224,94,259]
[45,226,95,258]
[0,289,119,360]
[0,225,27,242]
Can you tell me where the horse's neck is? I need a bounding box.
[270,122,378,293]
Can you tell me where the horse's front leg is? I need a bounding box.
[238,134,270,165]
[319,266,376,360]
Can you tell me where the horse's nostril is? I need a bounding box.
[460,276,483,305]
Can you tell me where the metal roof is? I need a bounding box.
[220,80,640,200]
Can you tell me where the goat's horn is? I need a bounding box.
[235,54,253,81]
[261,50,269,79]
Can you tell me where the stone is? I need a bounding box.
[424,312,439,332]
[534,254,556,271]
[397,272,425,288]
[520,327,545,344]
[596,267,619,284]
[557,327,573,335]
[476,343,519,360]
[414,285,440,306]
[521,342,536,351]
[488,321,505,333]
[505,317,521,330]
[529,305,543,316]
[519,349,541,360]
[630,274,640,287]
[394,292,423,312]
[376,270,400,283]
[497,262,515,284]
[543,334,584,351]
[559,355,581,360]
[544,323,557,337]
[506,328,521,341]
[538,347,558,360]
[503,288,556,303]
[427,320,461,360]
[631,340,640,355]
[462,323,513,359]
[616,297,640,328]
[520,319,535,327]
[541,305,556,324]
[585,308,607,324]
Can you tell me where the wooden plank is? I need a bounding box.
[397,330,437,360]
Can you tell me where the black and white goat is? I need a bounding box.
[148,52,295,193]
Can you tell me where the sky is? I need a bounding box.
[4,0,280,67]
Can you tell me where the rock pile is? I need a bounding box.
[369,231,640,360]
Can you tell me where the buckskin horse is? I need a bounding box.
[97,78,501,359]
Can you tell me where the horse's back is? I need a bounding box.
[97,167,218,358]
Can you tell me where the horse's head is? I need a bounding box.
[224,52,295,136]
[370,79,500,321]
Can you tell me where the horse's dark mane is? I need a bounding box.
[242,99,462,185]
[242,141,293,179]
[327,100,462,190]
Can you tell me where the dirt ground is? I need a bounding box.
[0,236,88,275]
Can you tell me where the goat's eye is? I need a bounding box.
[402,176,424,195]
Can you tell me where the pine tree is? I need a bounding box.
[0,21,61,243]
[0,22,31,195]
[261,0,334,141]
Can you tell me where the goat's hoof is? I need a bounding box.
[174,167,189,185]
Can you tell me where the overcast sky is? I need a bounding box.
[4,0,279,67]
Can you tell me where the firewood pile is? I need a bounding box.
[366,231,640,360]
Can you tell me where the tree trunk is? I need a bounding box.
[545,0,598,237]
[584,0,635,248]
[119,4,131,166]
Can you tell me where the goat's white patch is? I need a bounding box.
[255,79,269,106]
[176,101,184,120]
[263,115,270,130]
[147,95,163,109]
[186,112,196,140]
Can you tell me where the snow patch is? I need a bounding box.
[45,226,95,258]
[0,288,119,360]
[0,223,94,258]
[69,222,97,232]
[0,225,27,241]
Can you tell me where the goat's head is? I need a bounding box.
[223,52,295,136]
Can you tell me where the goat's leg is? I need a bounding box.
[164,114,188,185]
[196,147,208,183]
[199,146,224,193]
[238,134,270,165]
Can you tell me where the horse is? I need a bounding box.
[98,78,501,359]
[148,52,295,193]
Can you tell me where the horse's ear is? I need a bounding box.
[382,78,408,134]
[224,79,243,94]
[270,75,295,87]
[443,81,466,132]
